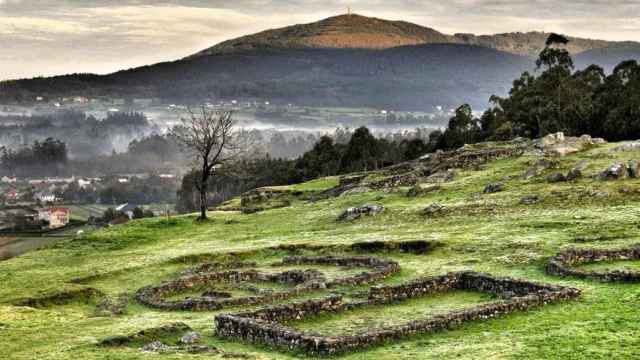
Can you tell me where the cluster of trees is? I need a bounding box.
[295,126,441,179]
[0,138,68,177]
[176,125,441,213]
[60,176,178,205]
[0,110,153,160]
[437,35,640,148]
[102,207,154,223]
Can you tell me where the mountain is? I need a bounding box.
[190,14,460,57]
[190,14,640,58]
[1,14,640,111]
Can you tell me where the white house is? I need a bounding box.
[77,179,93,189]
[34,192,57,203]
[1,176,17,183]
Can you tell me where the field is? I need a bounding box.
[2,140,640,359]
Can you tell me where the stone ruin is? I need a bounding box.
[136,255,400,311]
[547,245,640,282]
[215,271,580,356]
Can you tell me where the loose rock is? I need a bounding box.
[546,173,566,183]
[520,195,542,205]
[407,184,440,198]
[423,202,446,216]
[338,205,385,221]
[179,332,202,345]
[142,341,173,353]
[483,182,504,194]
[600,163,627,180]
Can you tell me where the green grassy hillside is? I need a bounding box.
[2,139,640,359]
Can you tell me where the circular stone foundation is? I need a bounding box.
[136,256,400,311]
[546,245,640,282]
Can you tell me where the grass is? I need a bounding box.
[2,142,640,359]
[577,259,640,273]
[291,290,496,336]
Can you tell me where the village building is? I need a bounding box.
[34,192,57,204]
[1,176,17,183]
[37,207,70,229]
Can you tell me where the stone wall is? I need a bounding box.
[215,271,580,356]
[136,255,400,312]
[547,246,640,282]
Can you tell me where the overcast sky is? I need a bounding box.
[0,0,639,80]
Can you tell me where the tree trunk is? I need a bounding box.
[198,167,209,221]
[199,189,207,220]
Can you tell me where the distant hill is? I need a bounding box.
[189,14,460,57]
[0,45,533,110]
[191,14,640,58]
[1,14,640,111]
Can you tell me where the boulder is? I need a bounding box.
[522,158,561,179]
[142,341,172,353]
[600,163,627,180]
[423,202,446,216]
[520,195,542,205]
[589,190,610,198]
[407,184,440,198]
[566,168,582,181]
[94,294,128,317]
[483,182,504,194]
[338,205,385,221]
[180,332,202,345]
[425,169,456,183]
[546,172,567,183]
[535,132,605,156]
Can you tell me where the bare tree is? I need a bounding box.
[173,106,244,221]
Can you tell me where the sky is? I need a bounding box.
[0,0,639,80]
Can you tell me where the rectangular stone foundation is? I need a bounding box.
[214,271,580,356]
